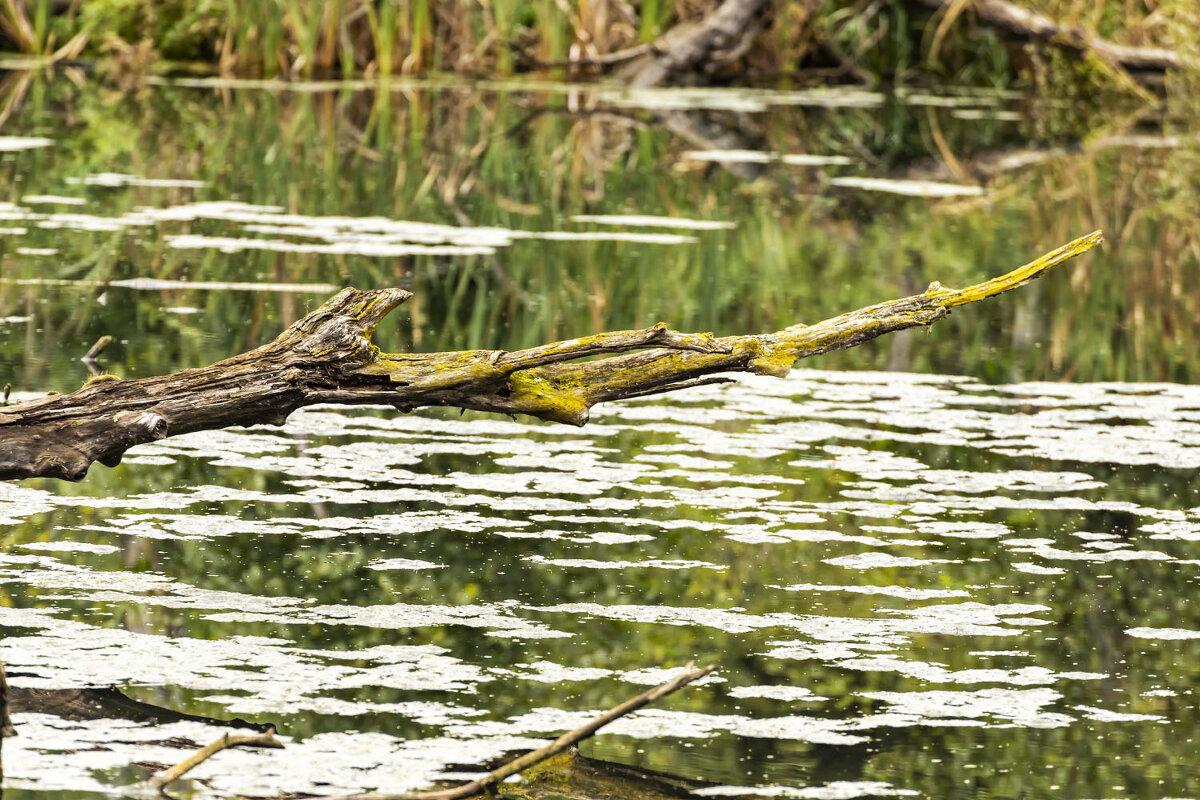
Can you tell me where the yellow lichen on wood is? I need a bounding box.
[81,373,121,389]
[1,231,1104,482]
[928,230,1103,307]
[505,371,591,425]
[463,231,1104,423]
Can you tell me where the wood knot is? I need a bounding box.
[137,413,168,440]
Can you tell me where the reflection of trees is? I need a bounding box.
[2,394,1198,794]
[4,421,1196,712]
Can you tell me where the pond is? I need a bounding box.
[1,72,1198,799]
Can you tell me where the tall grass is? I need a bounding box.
[0,0,1191,84]
[0,0,86,61]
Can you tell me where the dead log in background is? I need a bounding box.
[617,0,771,86]
[0,232,1102,483]
[604,0,1191,88]
[914,0,1196,80]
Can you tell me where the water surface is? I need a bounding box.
[1,72,1198,799]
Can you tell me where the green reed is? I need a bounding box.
[0,0,1190,85]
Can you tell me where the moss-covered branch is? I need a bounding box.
[0,232,1102,482]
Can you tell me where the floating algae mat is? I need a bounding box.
[3,371,1200,797]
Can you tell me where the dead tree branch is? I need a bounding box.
[149,727,283,793]
[329,664,718,800]
[0,232,1102,483]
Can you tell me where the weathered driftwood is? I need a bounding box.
[0,232,1102,483]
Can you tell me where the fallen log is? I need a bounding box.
[616,0,771,87]
[0,232,1102,483]
[6,684,273,731]
[913,0,1197,79]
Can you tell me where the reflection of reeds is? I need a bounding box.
[1,76,1197,390]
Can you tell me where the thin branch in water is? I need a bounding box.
[327,664,718,800]
[148,727,284,793]
[83,334,115,376]
[83,335,114,362]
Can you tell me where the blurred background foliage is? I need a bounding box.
[0,66,1197,395]
[0,0,1193,87]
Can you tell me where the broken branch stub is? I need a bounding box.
[0,232,1102,483]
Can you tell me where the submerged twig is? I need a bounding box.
[148,727,283,793]
[82,334,114,376]
[329,664,718,800]
[83,334,114,362]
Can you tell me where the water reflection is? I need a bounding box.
[2,371,1199,797]
[0,72,1196,393]
[1,71,1198,798]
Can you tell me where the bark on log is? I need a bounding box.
[617,0,771,87]
[0,232,1102,483]
[913,0,1197,77]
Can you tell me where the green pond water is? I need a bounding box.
[1,72,1199,799]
